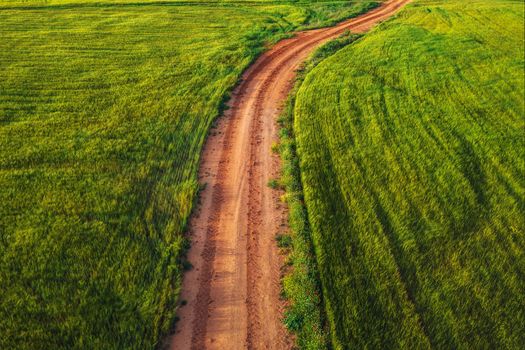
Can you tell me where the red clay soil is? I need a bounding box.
[169,1,410,348]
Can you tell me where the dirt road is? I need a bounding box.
[169,1,410,348]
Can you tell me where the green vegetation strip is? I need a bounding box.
[278,31,363,350]
[294,0,524,348]
[0,0,378,348]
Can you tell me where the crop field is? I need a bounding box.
[0,0,379,348]
[294,0,524,348]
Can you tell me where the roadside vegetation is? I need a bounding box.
[0,0,379,348]
[278,31,362,350]
[294,0,524,348]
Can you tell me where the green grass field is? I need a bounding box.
[294,0,524,348]
[0,0,379,348]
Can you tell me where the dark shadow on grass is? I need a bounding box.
[453,132,489,237]
[368,190,436,348]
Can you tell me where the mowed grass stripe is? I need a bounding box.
[295,0,524,348]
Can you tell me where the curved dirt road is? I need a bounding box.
[170,1,410,348]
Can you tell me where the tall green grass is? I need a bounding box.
[0,0,378,348]
[294,0,525,348]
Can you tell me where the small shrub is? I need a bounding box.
[283,310,303,332]
[271,142,280,154]
[267,178,280,189]
[276,233,292,248]
[182,260,193,271]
